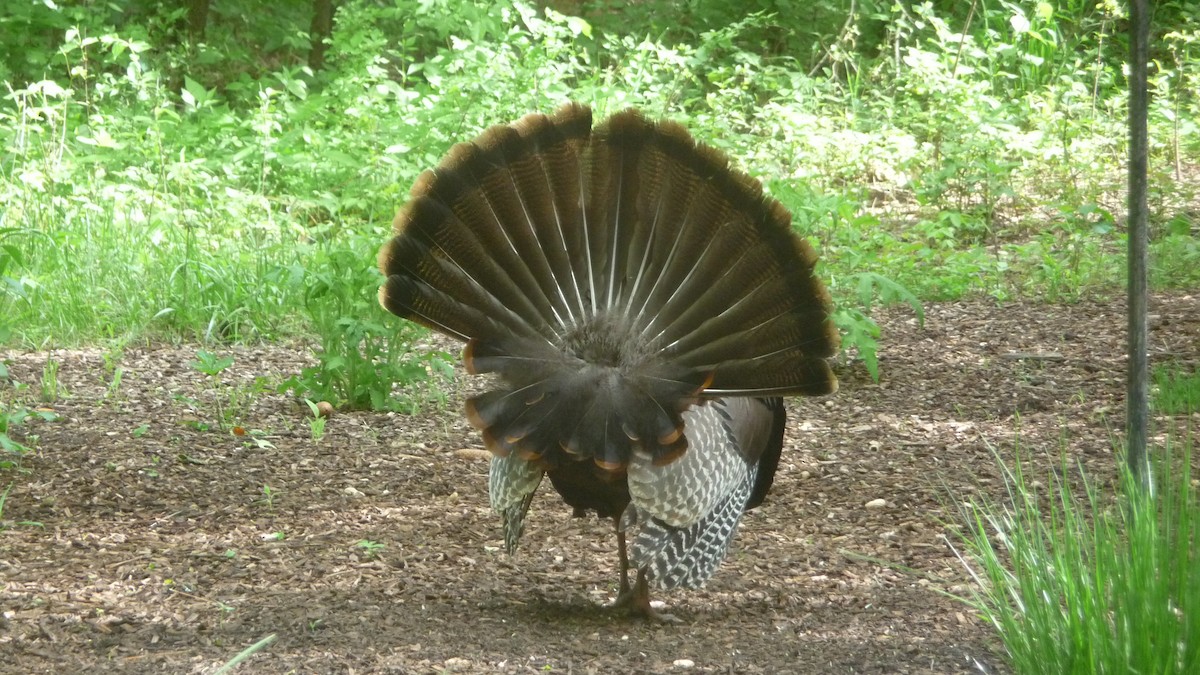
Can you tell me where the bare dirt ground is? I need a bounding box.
[2,296,1198,674]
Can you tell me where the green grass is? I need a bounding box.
[952,437,1200,674]
[1154,367,1200,415]
[0,0,1197,408]
[212,633,277,675]
[0,0,1196,352]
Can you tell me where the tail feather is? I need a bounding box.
[704,349,843,396]
[470,123,578,327]
[376,226,548,343]
[381,197,548,343]
[489,452,544,553]
[677,308,829,373]
[379,104,838,469]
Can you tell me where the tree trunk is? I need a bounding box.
[309,0,336,72]
[187,0,210,42]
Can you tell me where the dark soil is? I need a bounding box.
[2,296,1198,674]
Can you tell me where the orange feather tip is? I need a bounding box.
[479,429,509,458]
[651,441,689,467]
[765,199,792,226]
[439,142,479,175]
[406,168,437,200]
[464,397,486,430]
[657,425,684,446]
[598,108,648,135]
[375,284,390,313]
[473,124,520,155]
[550,101,591,126]
[791,236,820,268]
[386,202,421,242]
[652,118,690,141]
[822,319,841,356]
[462,340,481,375]
[592,457,626,472]
[376,239,394,273]
[517,446,543,461]
[511,111,554,139]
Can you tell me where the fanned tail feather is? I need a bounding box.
[378,103,838,470]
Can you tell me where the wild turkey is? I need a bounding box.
[378,103,838,619]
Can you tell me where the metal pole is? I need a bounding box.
[1126,0,1151,493]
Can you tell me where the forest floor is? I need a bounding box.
[2,295,1198,674]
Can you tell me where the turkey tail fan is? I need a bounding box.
[378,103,838,469]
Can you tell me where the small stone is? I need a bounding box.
[316,401,335,417]
[673,659,695,669]
[443,657,471,671]
[865,498,887,509]
[343,486,365,498]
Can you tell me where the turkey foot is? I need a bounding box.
[609,570,680,623]
[611,520,680,622]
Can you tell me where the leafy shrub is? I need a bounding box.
[832,273,924,382]
[0,229,34,344]
[1,402,58,470]
[280,237,451,411]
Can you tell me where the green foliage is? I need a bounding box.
[0,406,31,461]
[0,404,58,470]
[355,539,386,559]
[280,239,451,411]
[0,482,10,522]
[188,351,238,430]
[39,357,62,404]
[259,484,276,510]
[212,633,278,675]
[952,439,1200,674]
[303,399,328,441]
[0,480,41,529]
[0,0,1195,389]
[190,351,234,378]
[2,358,58,468]
[1153,367,1200,415]
[832,273,925,382]
[0,227,38,344]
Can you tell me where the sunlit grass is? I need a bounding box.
[951,436,1200,674]
[1154,367,1200,416]
[0,0,1196,350]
